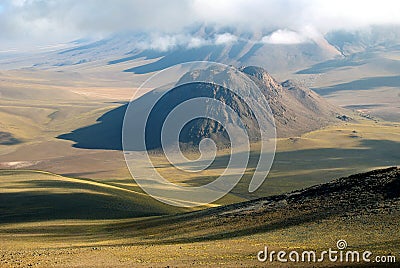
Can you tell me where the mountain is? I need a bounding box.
[326,25,400,56]
[0,27,341,74]
[121,39,340,75]
[3,26,400,78]
[59,66,348,150]
[2,25,400,79]
[241,66,347,137]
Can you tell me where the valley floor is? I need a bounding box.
[0,65,399,267]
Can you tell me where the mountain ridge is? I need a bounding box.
[59,65,349,150]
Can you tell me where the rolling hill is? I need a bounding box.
[0,167,398,267]
[0,170,187,224]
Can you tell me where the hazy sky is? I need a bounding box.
[0,0,399,50]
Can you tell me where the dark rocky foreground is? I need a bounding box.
[0,167,398,267]
[217,166,400,218]
[133,167,400,244]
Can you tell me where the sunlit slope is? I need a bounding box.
[0,170,187,223]
[0,168,398,268]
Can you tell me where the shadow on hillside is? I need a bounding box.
[0,192,157,224]
[296,57,367,74]
[123,45,226,74]
[0,176,174,224]
[58,81,259,151]
[103,168,399,245]
[155,139,400,172]
[314,75,400,95]
[58,104,127,150]
[0,132,21,145]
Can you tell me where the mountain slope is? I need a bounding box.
[109,167,400,244]
[0,28,341,74]
[242,66,347,137]
[1,168,398,267]
[59,65,348,150]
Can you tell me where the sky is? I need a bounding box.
[0,0,399,51]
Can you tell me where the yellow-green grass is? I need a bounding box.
[1,67,399,201]
[0,60,399,266]
[1,214,398,267]
[1,119,399,202]
[144,118,400,199]
[1,168,398,267]
[0,170,190,223]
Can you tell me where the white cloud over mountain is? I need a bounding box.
[0,0,399,50]
[262,30,309,45]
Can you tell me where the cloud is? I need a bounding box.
[187,37,210,48]
[0,0,399,50]
[261,29,309,45]
[215,33,238,45]
[136,34,210,51]
[134,33,239,51]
